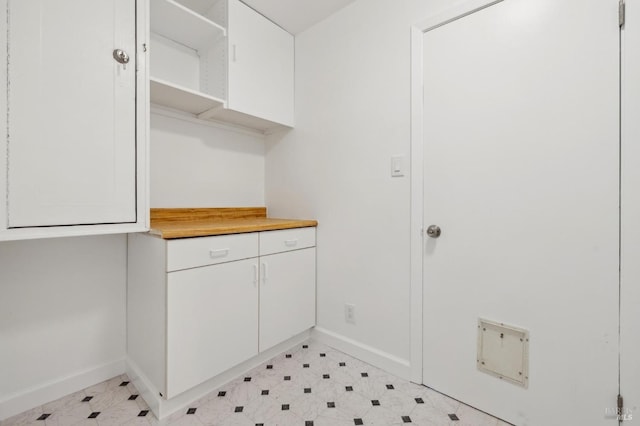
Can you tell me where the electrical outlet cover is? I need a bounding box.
[345,304,355,324]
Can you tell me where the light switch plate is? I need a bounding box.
[391,155,404,177]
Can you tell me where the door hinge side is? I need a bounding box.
[619,0,626,28]
[618,394,624,419]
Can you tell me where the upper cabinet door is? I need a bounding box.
[6,0,137,228]
[227,0,294,127]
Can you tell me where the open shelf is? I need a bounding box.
[150,77,225,115]
[151,0,225,51]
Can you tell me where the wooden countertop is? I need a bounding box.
[149,207,317,239]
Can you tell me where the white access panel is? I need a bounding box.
[7,0,136,227]
[477,319,529,388]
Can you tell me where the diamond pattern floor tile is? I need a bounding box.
[1,341,509,426]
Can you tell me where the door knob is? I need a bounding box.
[112,49,130,64]
[426,225,441,238]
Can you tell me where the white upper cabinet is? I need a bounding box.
[225,0,294,128]
[0,0,148,240]
[150,0,294,132]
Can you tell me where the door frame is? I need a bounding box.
[409,0,505,385]
[620,0,640,416]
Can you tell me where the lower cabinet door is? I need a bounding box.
[259,248,316,351]
[167,258,259,398]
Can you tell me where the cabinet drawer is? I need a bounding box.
[167,233,258,272]
[259,227,316,256]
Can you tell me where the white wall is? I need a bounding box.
[0,235,127,420]
[151,111,266,208]
[266,0,448,371]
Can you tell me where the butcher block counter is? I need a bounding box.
[149,207,318,239]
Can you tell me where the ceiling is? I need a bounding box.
[241,0,356,34]
[177,0,356,35]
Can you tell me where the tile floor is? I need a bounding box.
[1,341,510,426]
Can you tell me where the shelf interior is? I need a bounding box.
[150,77,225,115]
[151,0,226,51]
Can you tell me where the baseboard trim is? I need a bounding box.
[127,330,312,421]
[311,327,411,381]
[0,359,126,421]
[1,330,412,422]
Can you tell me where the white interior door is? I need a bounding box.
[422,1,620,424]
[7,0,136,227]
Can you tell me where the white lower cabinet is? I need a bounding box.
[127,227,316,401]
[167,258,259,397]
[259,248,316,352]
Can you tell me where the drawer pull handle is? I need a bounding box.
[253,264,258,286]
[261,262,268,284]
[209,248,230,258]
[284,239,298,247]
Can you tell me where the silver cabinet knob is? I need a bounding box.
[113,49,130,64]
[426,225,441,238]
